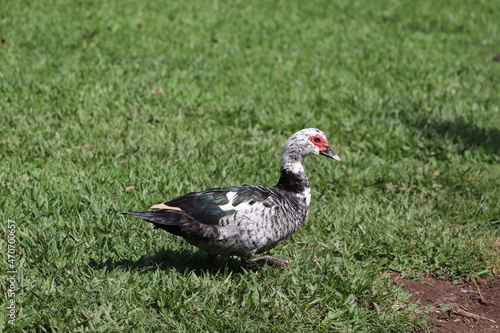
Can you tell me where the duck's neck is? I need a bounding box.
[276,160,310,194]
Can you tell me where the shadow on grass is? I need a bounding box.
[406,115,500,161]
[89,248,247,275]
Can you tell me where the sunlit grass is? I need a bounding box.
[0,0,499,331]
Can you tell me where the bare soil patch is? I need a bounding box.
[392,273,500,332]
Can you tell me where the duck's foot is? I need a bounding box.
[244,255,292,266]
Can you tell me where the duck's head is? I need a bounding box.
[282,128,341,163]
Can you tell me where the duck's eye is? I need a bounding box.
[313,137,321,143]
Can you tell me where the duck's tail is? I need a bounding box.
[122,210,184,236]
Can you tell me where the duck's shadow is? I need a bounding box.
[89,248,247,275]
[405,115,500,158]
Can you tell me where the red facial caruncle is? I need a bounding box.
[308,134,329,152]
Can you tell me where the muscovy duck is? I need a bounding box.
[124,128,341,266]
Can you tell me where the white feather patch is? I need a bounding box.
[219,192,237,211]
[282,161,305,174]
[230,201,257,211]
[219,191,257,211]
[304,187,311,206]
[226,192,237,201]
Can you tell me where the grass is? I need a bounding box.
[1,0,499,331]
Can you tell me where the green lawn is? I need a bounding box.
[1,0,499,331]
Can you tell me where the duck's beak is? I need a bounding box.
[320,147,341,161]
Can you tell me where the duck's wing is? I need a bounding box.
[150,185,275,226]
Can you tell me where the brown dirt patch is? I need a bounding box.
[392,273,500,332]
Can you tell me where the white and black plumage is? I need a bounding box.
[124,128,341,266]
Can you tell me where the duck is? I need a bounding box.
[123,128,341,266]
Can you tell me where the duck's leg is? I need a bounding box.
[243,255,292,266]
